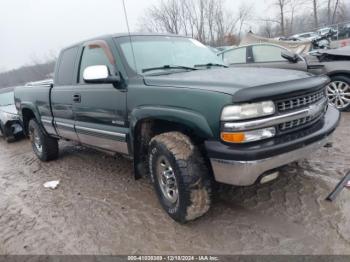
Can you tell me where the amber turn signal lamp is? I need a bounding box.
[221,132,246,143]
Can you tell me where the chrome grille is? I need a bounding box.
[279,116,312,131]
[279,110,324,131]
[277,89,325,112]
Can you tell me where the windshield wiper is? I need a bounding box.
[142,65,198,74]
[194,63,228,68]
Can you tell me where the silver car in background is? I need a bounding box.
[292,32,319,41]
[0,88,23,142]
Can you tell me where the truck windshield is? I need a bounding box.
[119,36,226,75]
[0,92,14,106]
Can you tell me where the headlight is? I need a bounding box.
[221,101,275,121]
[5,113,19,121]
[221,127,276,143]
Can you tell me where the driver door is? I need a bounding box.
[73,40,129,154]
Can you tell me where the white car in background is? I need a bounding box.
[292,32,319,41]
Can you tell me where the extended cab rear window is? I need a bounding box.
[56,46,79,85]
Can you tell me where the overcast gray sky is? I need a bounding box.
[0,0,268,71]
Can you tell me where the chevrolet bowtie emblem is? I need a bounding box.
[307,100,326,117]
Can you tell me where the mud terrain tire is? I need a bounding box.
[28,119,59,161]
[148,132,211,223]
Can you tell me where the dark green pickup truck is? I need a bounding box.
[15,33,340,223]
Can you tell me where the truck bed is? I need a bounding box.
[14,79,56,135]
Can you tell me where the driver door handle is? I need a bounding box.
[73,94,81,103]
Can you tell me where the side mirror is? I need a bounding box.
[281,50,299,63]
[83,65,120,84]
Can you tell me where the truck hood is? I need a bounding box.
[0,105,18,115]
[143,67,329,102]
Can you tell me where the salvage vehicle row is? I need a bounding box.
[219,44,350,110]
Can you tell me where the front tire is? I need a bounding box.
[28,119,59,161]
[148,132,211,223]
[326,75,350,111]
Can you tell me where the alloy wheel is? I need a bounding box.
[326,81,350,109]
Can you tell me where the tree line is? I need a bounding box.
[139,0,350,45]
[261,0,350,37]
[0,61,55,89]
[139,0,252,46]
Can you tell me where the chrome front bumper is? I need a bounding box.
[210,136,330,186]
[207,104,340,186]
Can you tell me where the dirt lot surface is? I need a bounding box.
[0,114,350,255]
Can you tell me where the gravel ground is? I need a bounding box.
[0,114,349,255]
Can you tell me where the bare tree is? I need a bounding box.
[324,0,345,24]
[332,0,340,23]
[278,0,291,35]
[139,0,242,46]
[312,0,319,28]
[266,0,291,36]
[288,0,304,34]
[213,1,240,45]
[237,4,254,39]
[327,0,332,24]
[336,1,350,22]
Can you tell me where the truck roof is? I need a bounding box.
[111,32,185,38]
[63,33,188,50]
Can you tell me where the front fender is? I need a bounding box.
[327,70,350,78]
[129,105,214,144]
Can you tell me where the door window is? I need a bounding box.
[56,46,79,85]
[252,45,287,63]
[222,48,246,64]
[79,45,113,83]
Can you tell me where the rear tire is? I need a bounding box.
[28,119,59,161]
[148,132,211,223]
[326,75,350,111]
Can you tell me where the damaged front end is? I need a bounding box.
[0,109,23,142]
[312,46,350,62]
